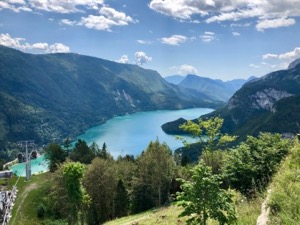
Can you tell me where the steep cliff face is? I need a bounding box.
[228,88,293,112]
[215,61,300,137]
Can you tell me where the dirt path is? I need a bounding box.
[257,189,271,225]
[9,182,38,225]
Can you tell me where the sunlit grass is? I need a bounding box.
[268,141,300,224]
[104,204,187,225]
[9,173,52,225]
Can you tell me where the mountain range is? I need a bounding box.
[165,74,254,102]
[162,59,300,141]
[0,45,220,148]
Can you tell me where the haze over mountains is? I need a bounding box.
[162,59,300,141]
[165,74,255,102]
[0,46,220,147]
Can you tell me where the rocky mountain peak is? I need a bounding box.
[288,58,300,69]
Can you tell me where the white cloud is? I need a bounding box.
[78,6,136,31]
[137,40,152,45]
[27,0,104,13]
[0,33,70,53]
[256,17,296,31]
[262,53,278,59]
[206,7,263,23]
[261,47,300,69]
[0,0,31,13]
[230,22,252,27]
[263,48,300,61]
[60,19,77,26]
[117,55,129,64]
[134,51,152,65]
[278,47,300,60]
[174,64,198,75]
[200,31,215,42]
[249,64,260,68]
[232,32,240,36]
[149,0,210,20]
[160,35,188,46]
[47,43,70,53]
[149,0,299,31]
[31,42,49,50]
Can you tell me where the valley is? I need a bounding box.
[1,46,300,225]
[0,46,221,151]
[1,1,300,224]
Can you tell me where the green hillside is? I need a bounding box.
[268,140,300,224]
[0,45,220,150]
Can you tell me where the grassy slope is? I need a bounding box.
[8,172,262,225]
[8,173,52,225]
[104,205,187,225]
[103,197,262,225]
[268,140,300,224]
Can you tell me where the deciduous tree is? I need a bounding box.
[62,162,90,225]
[131,140,174,212]
[177,160,236,225]
[179,117,236,173]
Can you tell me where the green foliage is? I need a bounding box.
[131,140,175,213]
[62,161,89,225]
[114,179,129,218]
[222,133,292,196]
[180,117,236,151]
[176,160,236,225]
[44,143,67,172]
[37,203,46,218]
[70,139,94,164]
[268,141,300,224]
[63,138,71,156]
[84,158,117,224]
[179,117,236,173]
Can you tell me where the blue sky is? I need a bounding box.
[1,0,300,80]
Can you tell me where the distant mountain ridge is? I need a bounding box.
[176,74,252,102]
[164,75,186,85]
[0,45,220,147]
[162,60,300,140]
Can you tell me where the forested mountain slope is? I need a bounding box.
[0,46,220,147]
[162,60,300,140]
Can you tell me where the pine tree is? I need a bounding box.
[114,179,129,218]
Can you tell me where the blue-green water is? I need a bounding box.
[76,108,213,157]
[10,107,213,176]
[10,155,49,176]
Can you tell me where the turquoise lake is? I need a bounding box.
[11,107,213,176]
[76,108,213,157]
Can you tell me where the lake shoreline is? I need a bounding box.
[75,108,214,157]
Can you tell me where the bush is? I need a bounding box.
[37,203,46,218]
[222,133,292,196]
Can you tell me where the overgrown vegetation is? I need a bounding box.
[7,117,297,225]
[268,140,300,224]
